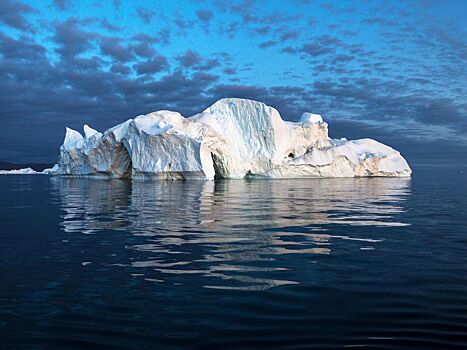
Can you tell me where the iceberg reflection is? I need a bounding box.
[51,177,411,290]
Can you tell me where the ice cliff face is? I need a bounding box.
[53,98,411,179]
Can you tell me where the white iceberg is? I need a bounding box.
[51,98,411,180]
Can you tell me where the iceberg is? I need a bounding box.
[0,167,49,175]
[51,98,411,180]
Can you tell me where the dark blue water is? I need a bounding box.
[1,165,466,349]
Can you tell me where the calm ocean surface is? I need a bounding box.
[1,164,466,349]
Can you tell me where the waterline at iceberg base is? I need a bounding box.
[52,98,411,180]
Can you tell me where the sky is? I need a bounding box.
[0,0,466,164]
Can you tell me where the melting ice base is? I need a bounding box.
[51,98,411,179]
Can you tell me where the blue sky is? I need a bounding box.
[0,0,466,163]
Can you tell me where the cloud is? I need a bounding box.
[253,25,271,35]
[229,0,302,25]
[0,0,35,31]
[134,55,169,75]
[177,50,202,68]
[0,32,46,61]
[110,63,130,75]
[0,0,466,164]
[362,16,397,27]
[279,29,299,42]
[99,36,134,62]
[258,40,277,49]
[52,18,98,59]
[99,18,122,32]
[113,0,121,12]
[412,99,467,130]
[223,67,237,75]
[136,7,155,24]
[311,78,467,140]
[173,14,195,32]
[301,42,334,56]
[196,9,213,24]
[200,58,222,70]
[281,46,296,54]
[132,31,170,45]
[129,41,156,58]
[300,35,342,57]
[53,0,71,11]
[331,54,354,64]
[175,50,230,71]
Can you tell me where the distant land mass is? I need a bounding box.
[0,161,54,172]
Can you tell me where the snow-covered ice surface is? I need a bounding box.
[52,98,411,180]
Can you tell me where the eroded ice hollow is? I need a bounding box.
[52,98,411,180]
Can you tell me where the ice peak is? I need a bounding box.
[83,124,99,139]
[63,127,84,149]
[203,98,268,113]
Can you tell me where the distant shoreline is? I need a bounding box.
[0,162,54,172]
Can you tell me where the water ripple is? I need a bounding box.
[2,169,467,349]
[51,177,410,291]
